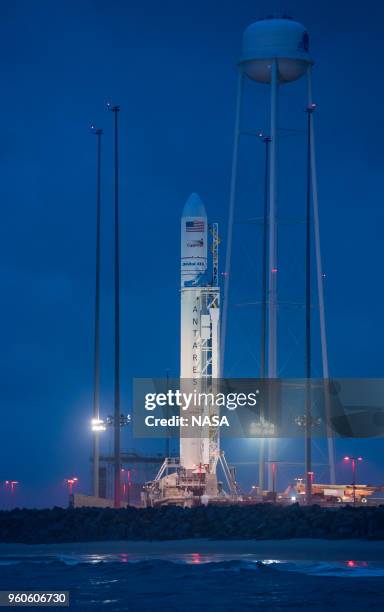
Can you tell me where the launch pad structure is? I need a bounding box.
[142,452,239,507]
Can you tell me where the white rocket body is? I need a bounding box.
[180,194,220,471]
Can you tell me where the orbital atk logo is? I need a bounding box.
[187,239,204,248]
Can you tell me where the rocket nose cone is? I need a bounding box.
[182,193,207,218]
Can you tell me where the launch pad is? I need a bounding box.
[141,452,239,507]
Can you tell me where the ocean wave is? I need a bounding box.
[1,553,383,578]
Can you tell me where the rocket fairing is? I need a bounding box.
[181,192,208,287]
[180,193,220,472]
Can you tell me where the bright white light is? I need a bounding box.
[91,418,106,432]
[291,496,297,502]
[249,417,275,436]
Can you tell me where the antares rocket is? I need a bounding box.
[142,193,235,506]
[180,193,220,473]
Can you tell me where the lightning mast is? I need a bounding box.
[91,126,103,498]
[108,104,121,509]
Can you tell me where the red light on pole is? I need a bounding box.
[4,481,19,493]
[121,468,126,501]
[65,477,79,495]
[120,468,127,501]
[127,469,132,506]
[119,468,133,505]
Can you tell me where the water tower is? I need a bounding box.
[221,16,336,493]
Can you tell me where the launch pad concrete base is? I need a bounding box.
[73,494,128,509]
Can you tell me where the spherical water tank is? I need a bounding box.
[240,16,313,84]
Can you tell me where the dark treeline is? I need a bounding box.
[1,504,384,544]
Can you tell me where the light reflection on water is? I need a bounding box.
[0,552,384,577]
[279,559,384,578]
[57,552,281,565]
[346,560,367,568]
[58,554,384,577]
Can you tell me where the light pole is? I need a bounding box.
[4,481,19,509]
[266,460,286,499]
[65,477,78,507]
[121,468,126,501]
[121,468,133,505]
[65,477,78,495]
[5,480,19,494]
[127,469,132,506]
[271,461,277,495]
[344,456,363,505]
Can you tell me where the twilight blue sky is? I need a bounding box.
[1,0,384,507]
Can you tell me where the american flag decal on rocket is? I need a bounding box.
[186,220,204,232]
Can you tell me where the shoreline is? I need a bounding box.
[0,539,384,561]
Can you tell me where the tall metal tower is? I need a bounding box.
[221,16,336,490]
[109,104,121,509]
[92,127,103,498]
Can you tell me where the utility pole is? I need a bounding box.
[344,456,363,506]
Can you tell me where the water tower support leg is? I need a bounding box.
[267,58,278,490]
[307,65,336,484]
[221,70,245,373]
